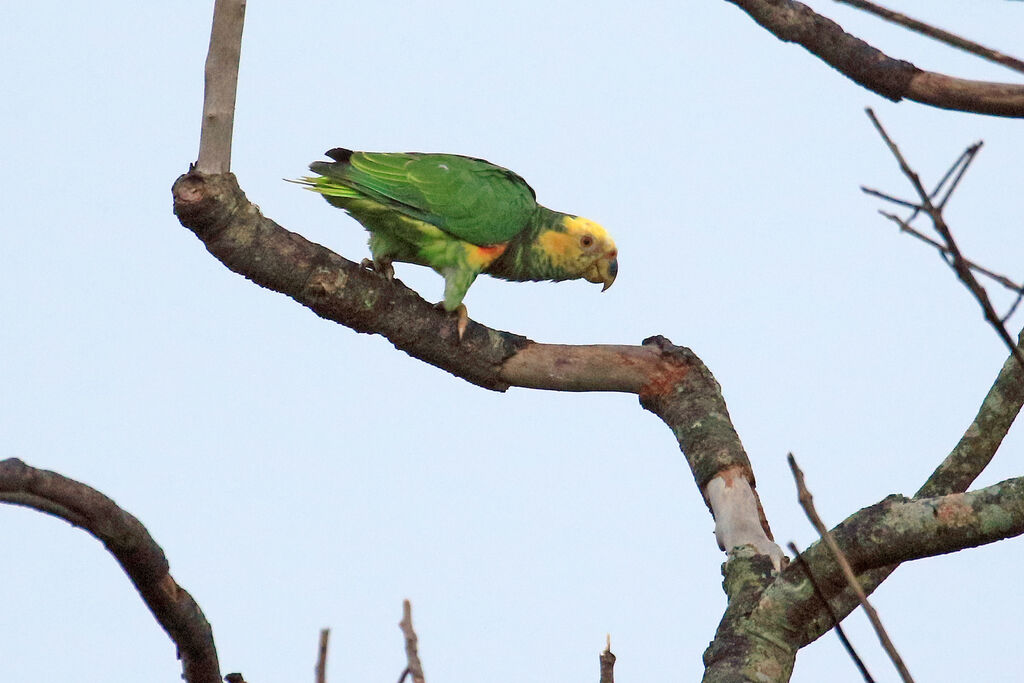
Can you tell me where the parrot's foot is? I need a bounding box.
[360,257,395,281]
[434,302,469,340]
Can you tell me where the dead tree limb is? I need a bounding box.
[725,0,1024,117]
[835,0,1024,77]
[0,458,222,683]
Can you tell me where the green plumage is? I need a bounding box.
[297,148,618,315]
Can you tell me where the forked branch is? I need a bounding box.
[861,109,1024,368]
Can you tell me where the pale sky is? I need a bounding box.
[2,2,1023,682]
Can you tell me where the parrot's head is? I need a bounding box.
[542,214,618,291]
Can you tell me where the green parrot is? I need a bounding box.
[295,148,618,336]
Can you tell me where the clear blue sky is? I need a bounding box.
[2,2,1022,681]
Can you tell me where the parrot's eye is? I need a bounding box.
[580,234,594,248]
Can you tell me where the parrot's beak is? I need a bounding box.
[585,251,618,291]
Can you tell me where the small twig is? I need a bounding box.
[1003,290,1024,324]
[835,0,1024,76]
[315,628,330,683]
[399,600,426,683]
[224,676,247,683]
[865,108,1024,368]
[860,187,920,211]
[875,211,1024,294]
[787,542,875,683]
[935,142,983,212]
[600,635,616,683]
[788,453,915,683]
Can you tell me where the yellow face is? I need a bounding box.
[537,215,618,290]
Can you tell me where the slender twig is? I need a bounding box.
[787,542,875,683]
[860,188,919,211]
[835,0,1024,76]
[1003,291,1024,324]
[399,600,426,683]
[225,675,247,683]
[935,142,983,212]
[315,628,330,683]
[865,108,1024,368]
[600,635,616,683]
[196,0,246,173]
[788,454,915,683]
[875,211,1024,293]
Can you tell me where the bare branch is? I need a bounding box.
[874,210,1024,294]
[0,458,221,683]
[919,327,1024,498]
[788,454,915,683]
[835,0,1024,76]
[315,628,330,683]
[399,600,426,683]
[787,542,875,683]
[599,636,616,683]
[865,109,1024,368]
[196,0,246,173]
[725,0,1024,118]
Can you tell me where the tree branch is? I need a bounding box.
[600,637,616,683]
[0,458,221,683]
[864,109,1024,369]
[196,0,246,173]
[725,0,1024,118]
[399,600,425,683]
[171,171,782,563]
[315,628,330,683]
[789,454,914,683]
[835,0,1024,77]
[749,327,1024,651]
[791,476,1024,594]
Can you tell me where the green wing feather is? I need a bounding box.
[308,149,538,246]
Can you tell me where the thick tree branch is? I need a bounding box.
[0,458,221,683]
[172,171,781,561]
[786,477,1024,596]
[739,327,1024,657]
[702,549,793,683]
[726,0,1024,117]
[920,328,1024,497]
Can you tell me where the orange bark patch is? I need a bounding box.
[935,494,973,527]
[637,357,692,397]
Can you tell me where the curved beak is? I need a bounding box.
[585,252,618,291]
[599,254,618,291]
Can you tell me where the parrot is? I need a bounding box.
[294,148,618,338]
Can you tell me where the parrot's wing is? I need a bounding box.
[310,150,537,246]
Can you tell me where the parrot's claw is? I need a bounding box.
[454,304,469,340]
[360,257,395,281]
[434,302,470,340]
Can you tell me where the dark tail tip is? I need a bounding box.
[325,147,354,163]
